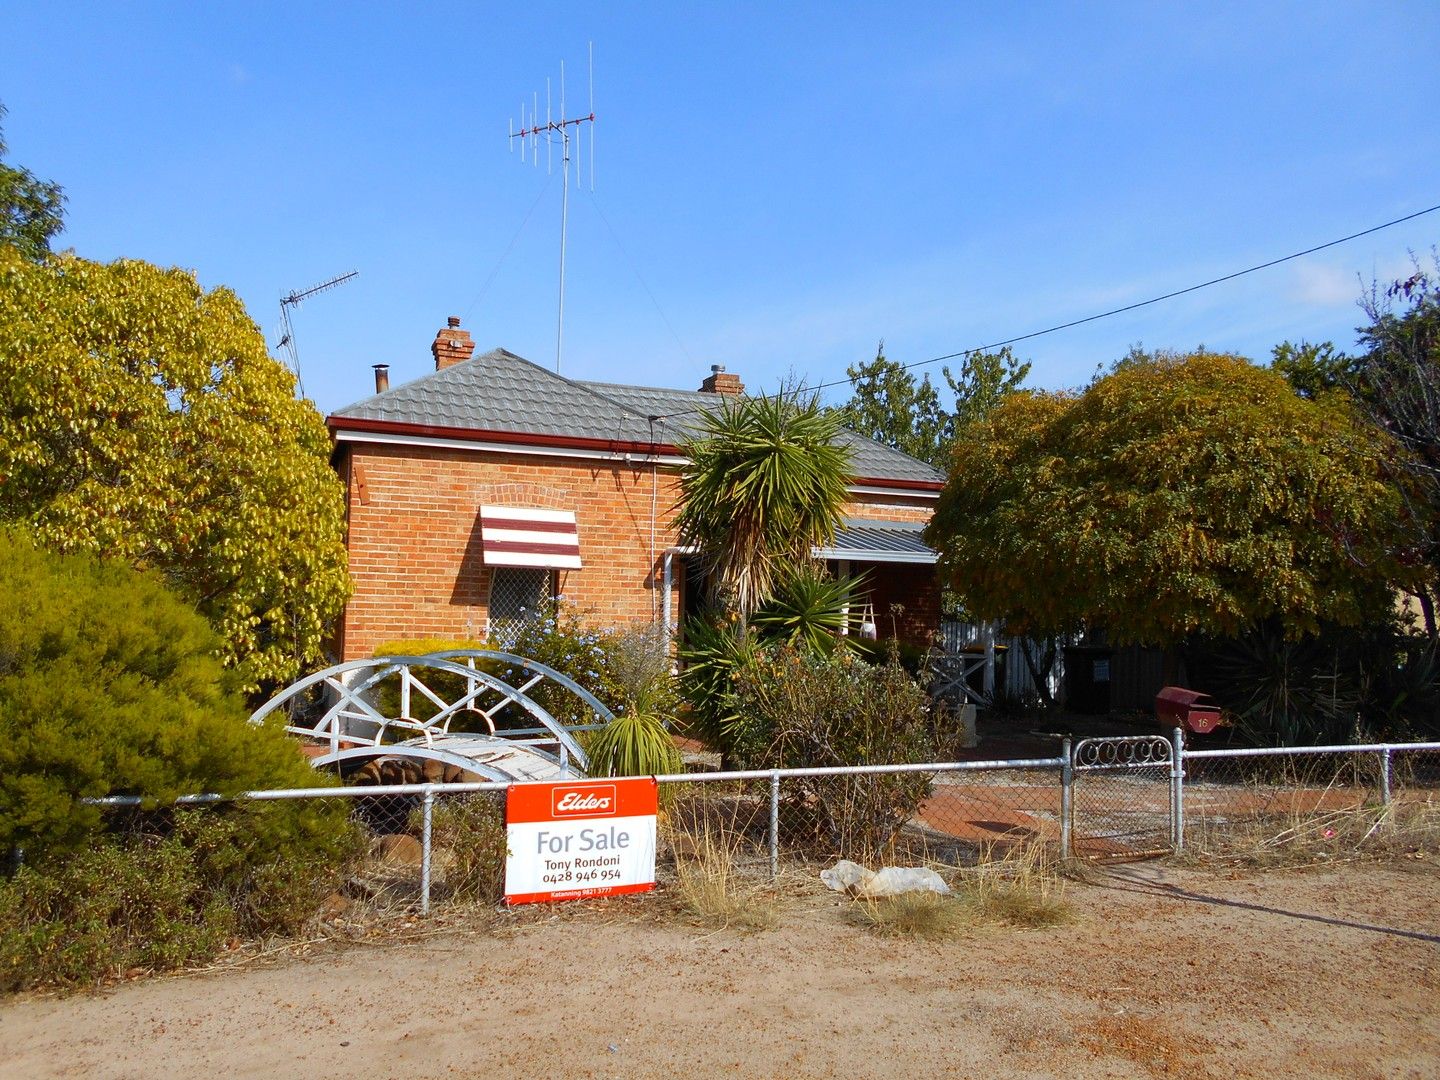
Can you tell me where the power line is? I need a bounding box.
[650,201,1440,420]
[587,188,696,366]
[461,171,558,324]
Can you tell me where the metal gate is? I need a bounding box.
[1068,735,1178,860]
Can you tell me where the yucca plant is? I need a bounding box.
[750,562,865,655]
[676,390,854,621]
[1200,621,1359,746]
[587,711,683,778]
[677,612,768,764]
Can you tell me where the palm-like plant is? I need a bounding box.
[751,562,865,655]
[676,391,854,620]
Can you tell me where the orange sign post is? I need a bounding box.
[504,777,658,905]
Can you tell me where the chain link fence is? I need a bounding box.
[78,738,1440,917]
[1181,744,1440,861]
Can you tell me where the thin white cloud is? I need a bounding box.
[1290,253,1418,308]
[1291,262,1361,306]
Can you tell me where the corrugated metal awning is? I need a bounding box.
[814,519,937,565]
[480,505,582,569]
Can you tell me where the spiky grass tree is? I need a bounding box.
[676,390,854,622]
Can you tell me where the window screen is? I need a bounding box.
[488,567,552,643]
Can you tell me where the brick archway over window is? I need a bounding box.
[473,482,570,510]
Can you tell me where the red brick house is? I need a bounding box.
[326,317,946,660]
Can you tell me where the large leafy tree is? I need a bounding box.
[676,390,854,620]
[843,343,1030,467]
[1350,264,1440,638]
[0,250,350,691]
[925,351,1414,649]
[0,103,64,261]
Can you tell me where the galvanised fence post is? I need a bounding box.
[1381,748,1393,807]
[769,771,781,880]
[1059,738,1073,858]
[1170,727,1185,852]
[420,786,436,915]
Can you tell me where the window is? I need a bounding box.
[488,567,553,643]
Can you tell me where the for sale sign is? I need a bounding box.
[504,777,658,905]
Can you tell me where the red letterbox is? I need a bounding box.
[1155,686,1224,735]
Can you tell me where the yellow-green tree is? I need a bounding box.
[925,351,1415,647]
[0,250,350,691]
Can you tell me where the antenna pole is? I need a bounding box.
[508,47,597,375]
[556,125,570,373]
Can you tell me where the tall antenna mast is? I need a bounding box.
[277,270,358,398]
[510,43,596,374]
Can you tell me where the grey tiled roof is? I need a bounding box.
[331,348,944,486]
[814,518,938,563]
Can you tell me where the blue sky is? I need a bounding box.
[6,2,1438,414]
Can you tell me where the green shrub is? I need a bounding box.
[0,532,358,990]
[0,808,360,992]
[0,530,349,857]
[680,564,907,763]
[373,621,679,736]
[734,648,935,857]
[371,636,491,658]
[369,637,494,730]
[497,601,632,722]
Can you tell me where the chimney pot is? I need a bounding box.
[711,364,725,373]
[372,364,390,394]
[447,316,461,328]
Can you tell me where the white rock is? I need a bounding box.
[820,859,950,897]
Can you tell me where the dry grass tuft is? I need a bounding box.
[850,889,967,940]
[669,828,779,932]
[953,842,1073,929]
[849,843,1072,939]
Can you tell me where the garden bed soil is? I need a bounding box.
[3,861,1436,1079]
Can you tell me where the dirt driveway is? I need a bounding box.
[4,862,1437,1079]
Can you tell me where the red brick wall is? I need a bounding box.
[334,440,940,659]
[853,563,942,648]
[337,443,685,659]
[842,495,934,525]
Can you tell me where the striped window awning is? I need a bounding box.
[479,506,582,569]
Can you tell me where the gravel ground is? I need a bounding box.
[4,861,1437,1079]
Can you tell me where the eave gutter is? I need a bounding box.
[813,547,939,565]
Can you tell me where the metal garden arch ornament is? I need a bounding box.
[249,651,616,783]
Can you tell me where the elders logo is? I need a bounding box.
[551,784,617,819]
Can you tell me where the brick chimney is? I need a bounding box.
[432,316,476,370]
[699,364,743,395]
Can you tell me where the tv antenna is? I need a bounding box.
[510,42,596,374]
[276,270,358,398]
